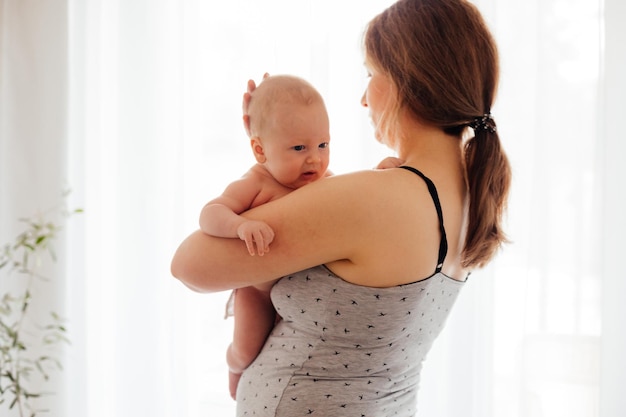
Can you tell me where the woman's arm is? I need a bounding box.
[171,171,371,292]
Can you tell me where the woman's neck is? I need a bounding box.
[395,120,463,168]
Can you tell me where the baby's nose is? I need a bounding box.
[307,153,321,164]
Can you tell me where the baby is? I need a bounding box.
[199,75,332,399]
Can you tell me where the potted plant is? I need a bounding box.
[0,204,80,417]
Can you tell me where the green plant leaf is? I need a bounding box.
[1,197,81,416]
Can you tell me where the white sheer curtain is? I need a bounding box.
[1,0,624,416]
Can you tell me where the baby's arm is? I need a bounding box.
[200,177,274,256]
[226,282,277,400]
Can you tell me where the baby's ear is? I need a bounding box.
[250,137,266,163]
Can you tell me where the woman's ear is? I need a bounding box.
[250,137,266,163]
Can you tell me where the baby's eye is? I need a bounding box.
[318,142,329,149]
[293,145,305,151]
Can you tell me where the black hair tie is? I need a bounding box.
[468,113,497,133]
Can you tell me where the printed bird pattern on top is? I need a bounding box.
[236,265,464,417]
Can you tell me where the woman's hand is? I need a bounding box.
[376,156,405,169]
[242,73,269,137]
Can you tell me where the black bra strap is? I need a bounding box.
[398,166,448,273]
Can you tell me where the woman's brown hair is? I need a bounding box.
[364,0,511,269]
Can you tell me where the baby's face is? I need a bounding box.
[262,101,330,189]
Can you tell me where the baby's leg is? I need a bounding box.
[226,285,276,399]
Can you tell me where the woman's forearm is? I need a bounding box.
[171,229,288,292]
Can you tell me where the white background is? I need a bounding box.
[1,0,624,416]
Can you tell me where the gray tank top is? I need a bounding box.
[236,167,466,417]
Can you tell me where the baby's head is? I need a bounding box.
[247,75,331,189]
[247,75,327,139]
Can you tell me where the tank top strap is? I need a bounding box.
[398,165,448,273]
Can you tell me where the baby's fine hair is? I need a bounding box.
[247,75,326,138]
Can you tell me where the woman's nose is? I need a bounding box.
[361,91,368,107]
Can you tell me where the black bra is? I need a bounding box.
[398,166,448,274]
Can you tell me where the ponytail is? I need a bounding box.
[462,122,511,268]
[364,0,511,268]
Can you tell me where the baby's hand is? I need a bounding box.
[376,156,405,169]
[237,220,275,256]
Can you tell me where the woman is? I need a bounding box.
[171,0,510,415]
